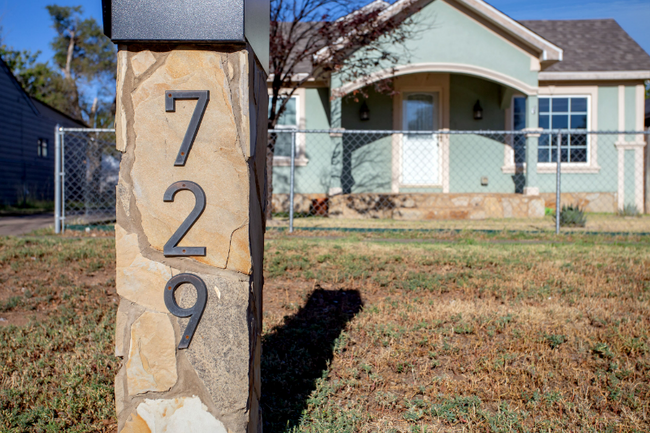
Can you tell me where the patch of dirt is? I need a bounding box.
[0,310,48,327]
[0,237,116,324]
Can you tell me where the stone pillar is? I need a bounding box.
[328,90,344,196]
[524,95,540,196]
[103,2,268,432]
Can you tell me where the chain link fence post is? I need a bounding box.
[555,131,562,235]
[60,128,67,234]
[289,130,296,233]
[54,125,62,234]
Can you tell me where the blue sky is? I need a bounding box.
[1,0,649,64]
[0,0,103,61]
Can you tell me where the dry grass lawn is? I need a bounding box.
[0,228,648,432]
[269,214,650,234]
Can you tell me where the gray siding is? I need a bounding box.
[0,59,84,205]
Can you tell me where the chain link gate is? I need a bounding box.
[54,126,119,233]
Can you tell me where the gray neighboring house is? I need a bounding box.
[646,98,649,128]
[0,56,85,206]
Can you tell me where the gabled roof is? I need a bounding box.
[310,0,563,76]
[371,0,563,63]
[0,55,87,127]
[520,19,650,73]
[0,56,39,115]
[448,0,563,63]
[279,1,650,83]
[31,97,87,128]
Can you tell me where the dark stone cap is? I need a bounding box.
[102,0,269,72]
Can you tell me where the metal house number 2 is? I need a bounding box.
[162,90,210,350]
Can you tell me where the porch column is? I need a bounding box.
[105,0,268,432]
[329,96,344,195]
[524,95,540,196]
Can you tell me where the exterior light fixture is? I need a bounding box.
[359,101,370,121]
[473,100,483,120]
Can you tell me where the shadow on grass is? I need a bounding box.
[262,288,363,432]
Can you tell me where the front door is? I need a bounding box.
[402,93,440,185]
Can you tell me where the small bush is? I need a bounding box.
[554,204,587,227]
[617,204,640,217]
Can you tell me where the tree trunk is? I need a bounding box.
[89,97,98,128]
[63,31,83,121]
[64,32,75,80]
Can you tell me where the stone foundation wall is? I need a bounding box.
[272,193,327,214]
[273,193,546,219]
[540,192,618,213]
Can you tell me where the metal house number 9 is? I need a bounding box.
[162,89,211,350]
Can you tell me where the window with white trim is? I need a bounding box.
[512,96,589,164]
[538,97,588,163]
[269,96,298,157]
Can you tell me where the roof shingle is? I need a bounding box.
[519,19,650,72]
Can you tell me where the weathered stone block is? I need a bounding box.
[116,225,170,313]
[126,312,178,395]
[120,397,227,433]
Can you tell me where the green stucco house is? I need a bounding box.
[271,0,650,219]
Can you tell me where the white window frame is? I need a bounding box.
[537,94,591,166]
[536,87,600,173]
[270,88,309,167]
[503,87,601,174]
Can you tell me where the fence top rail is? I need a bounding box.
[269,129,650,135]
[59,127,649,135]
[58,127,116,133]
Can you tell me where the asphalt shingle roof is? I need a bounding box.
[519,19,650,72]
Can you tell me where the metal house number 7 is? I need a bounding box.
[165,90,209,166]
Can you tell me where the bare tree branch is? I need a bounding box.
[265,0,429,220]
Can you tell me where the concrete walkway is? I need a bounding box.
[0,213,54,236]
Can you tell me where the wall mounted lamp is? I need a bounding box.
[473,100,483,120]
[359,101,370,121]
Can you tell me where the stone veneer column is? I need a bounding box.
[524,95,540,196]
[113,45,267,433]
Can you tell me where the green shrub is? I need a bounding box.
[553,204,587,227]
[617,204,640,217]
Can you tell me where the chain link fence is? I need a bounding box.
[269,129,650,234]
[54,127,119,233]
[54,127,649,235]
